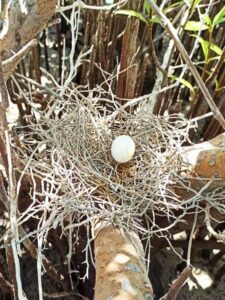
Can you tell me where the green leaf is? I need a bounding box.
[148,16,161,23]
[213,5,225,26]
[144,1,150,15]
[213,17,225,26]
[203,14,211,26]
[209,43,222,56]
[189,0,202,10]
[115,9,147,23]
[169,75,194,92]
[163,1,183,14]
[184,21,209,31]
[192,35,222,60]
[200,38,209,60]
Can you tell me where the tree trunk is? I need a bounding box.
[94,225,154,300]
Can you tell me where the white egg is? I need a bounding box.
[111,135,135,163]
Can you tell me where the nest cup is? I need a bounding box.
[18,87,194,239]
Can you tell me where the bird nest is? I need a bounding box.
[17,85,195,240]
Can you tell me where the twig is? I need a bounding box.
[205,205,225,244]
[190,112,213,122]
[187,206,198,267]
[6,131,26,300]
[206,46,225,86]
[56,0,127,13]
[5,245,17,299]
[2,39,37,80]
[0,54,25,299]
[19,226,70,291]
[147,0,225,129]
[0,271,13,294]
[43,291,88,299]
[154,237,225,251]
[160,267,192,300]
[0,172,9,211]
[0,57,10,173]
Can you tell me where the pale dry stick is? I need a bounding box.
[59,9,93,95]
[43,291,88,299]
[11,75,43,113]
[57,0,127,13]
[164,235,186,263]
[46,46,93,118]
[0,51,25,298]
[60,5,80,94]
[189,0,214,59]
[151,181,212,235]
[205,204,225,244]
[206,45,225,85]
[200,0,221,7]
[5,131,26,300]
[17,209,58,246]
[37,234,44,300]
[67,214,74,290]
[18,226,69,291]
[169,1,202,80]
[171,0,213,88]
[147,38,174,113]
[14,73,62,99]
[60,33,66,86]
[18,0,28,14]
[37,211,48,300]
[39,67,61,88]
[81,223,95,281]
[108,82,178,120]
[190,112,213,122]
[2,39,37,80]
[187,206,198,267]
[147,0,225,129]
[148,4,189,112]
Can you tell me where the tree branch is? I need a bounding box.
[94,225,154,300]
[147,0,225,129]
[0,0,57,56]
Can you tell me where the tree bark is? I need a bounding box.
[180,132,225,193]
[94,225,154,300]
[0,0,57,55]
[0,0,57,79]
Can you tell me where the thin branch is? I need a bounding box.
[2,39,38,80]
[0,271,13,294]
[19,226,70,291]
[160,267,192,300]
[187,206,198,267]
[56,0,127,13]
[147,0,225,129]
[6,131,25,300]
[43,291,88,299]
[205,205,225,244]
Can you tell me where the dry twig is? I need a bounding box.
[147,0,225,129]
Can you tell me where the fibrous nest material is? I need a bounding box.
[18,85,195,239]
